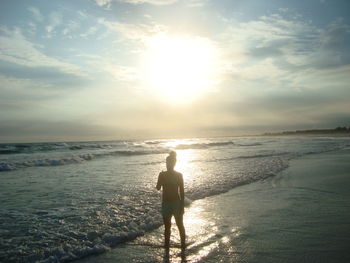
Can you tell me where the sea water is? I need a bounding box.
[0,136,348,262]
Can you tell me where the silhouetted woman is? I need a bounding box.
[156,151,186,250]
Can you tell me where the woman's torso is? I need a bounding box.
[161,171,180,202]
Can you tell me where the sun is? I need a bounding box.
[141,34,219,104]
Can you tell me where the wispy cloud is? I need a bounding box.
[0,75,54,103]
[46,11,62,38]
[104,64,140,82]
[95,0,178,8]
[198,10,350,131]
[187,0,207,7]
[28,6,44,22]
[62,20,81,37]
[80,26,98,38]
[0,26,82,76]
[75,52,139,82]
[219,11,350,87]
[120,0,178,4]
[98,18,166,42]
[95,0,113,9]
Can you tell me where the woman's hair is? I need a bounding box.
[169,151,176,159]
[166,151,177,169]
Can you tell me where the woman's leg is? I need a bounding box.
[163,216,172,248]
[174,214,186,249]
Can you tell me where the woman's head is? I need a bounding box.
[166,151,177,171]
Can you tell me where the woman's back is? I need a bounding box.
[159,170,183,202]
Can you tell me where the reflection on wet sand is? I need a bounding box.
[153,198,240,262]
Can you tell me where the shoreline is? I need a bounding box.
[77,148,350,263]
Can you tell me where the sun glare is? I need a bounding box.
[141,34,219,104]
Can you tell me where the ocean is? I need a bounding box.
[0,136,349,262]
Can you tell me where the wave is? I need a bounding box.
[0,149,22,154]
[0,140,245,172]
[144,140,163,145]
[237,152,289,159]
[0,154,94,172]
[1,139,343,172]
[0,139,264,157]
[175,141,234,150]
[0,143,70,155]
[109,149,167,156]
[0,208,163,263]
[0,146,325,172]
[0,149,170,172]
[174,141,264,150]
[236,142,263,146]
[0,142,123,155]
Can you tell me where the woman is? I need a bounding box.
[156,151,186,250]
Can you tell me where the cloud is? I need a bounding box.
[310,20,350,68]
[0,75,70,130]
[0,75,55,106]
[218,11,350,91]
[28,6,44,22]
[104,64,140,82]
[0,26,83,77]
[290,64,350,90]
[80,26,98,38]
[46,11,62,38]
[74,51,140,82]
[226,13,350,69]
[62,21,81,37]
[98,18,166,42]
[77,10,88,19]
[187,0,208,7]
[95,0,112,9]
[95,0,178,8]
[0,62,88,90]
[206,63,350,130]
[120,0,178,4]
[201,11,350,132]
[222,14,317,62]
[0,119,116,142]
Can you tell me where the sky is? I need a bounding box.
[0,0,350,142]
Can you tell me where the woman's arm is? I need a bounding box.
[156,172,162,190]
[179,173,184,214]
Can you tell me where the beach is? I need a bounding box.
[0,137,349,262]
[2,1,350,262]
[78,147,350,262]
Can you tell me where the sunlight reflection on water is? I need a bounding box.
[176,150,197,181]
[162,139,195,149]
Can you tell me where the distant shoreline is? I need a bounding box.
[262,127,350,136]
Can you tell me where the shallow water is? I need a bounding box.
[0,136,349,262]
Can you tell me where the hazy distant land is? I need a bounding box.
[263,127,350,136]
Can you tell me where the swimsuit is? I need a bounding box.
[158,171,182,218]
[162,199,181,218]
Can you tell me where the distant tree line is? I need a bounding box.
[335,126,349,131]
[263,126,350,136]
